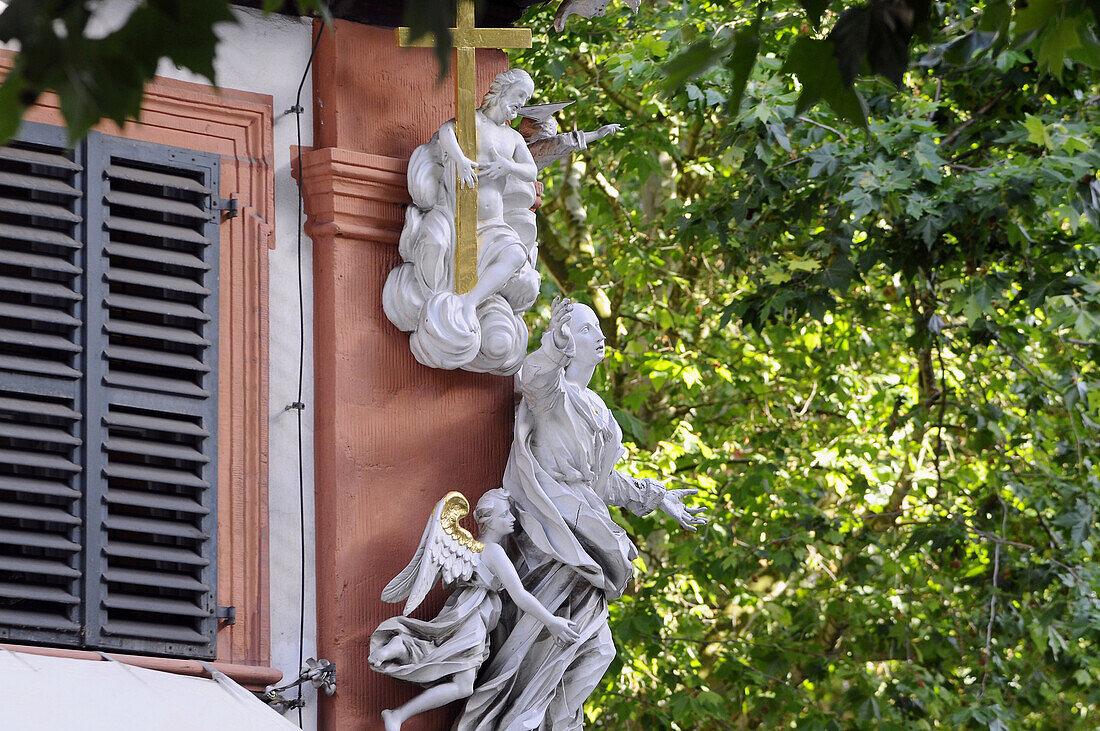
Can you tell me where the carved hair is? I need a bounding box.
[480,69,534,110]
[473,488,511,528]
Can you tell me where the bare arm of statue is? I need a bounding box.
[438,121,478,189]
[482,543,579,643]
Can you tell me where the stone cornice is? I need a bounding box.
[294,146,409,245]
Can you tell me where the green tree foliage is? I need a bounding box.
[514,0,1100,726]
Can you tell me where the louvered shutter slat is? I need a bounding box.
[0,171,80,196]
[0,248,82,273]
[105,217,211,246]
[0,421,82,446]
[0,447,80,473]
[0,583,80,604]
[104,437,209,463]
[0,396,80,420]
[102,620,207,644]
[0,220,81,248]
[103,371,210,398]
[102,594,210,617]
[106,293,209,321]
[102,515,207,540]
[0,609,79,631]
[104,191,208,220]
[104,165,211,194]
[103,567,208,592]
[0,146,82,170]
[105,345,209,372]
[0,327,83,352]
[0,503,82,525]
[0,555,82,578]
[0,302,81,327]
[104,319,210,347]
[0,354,81,378]
[104,488,210,515]
[0,196,82,223]
[102,462,210,488]
[103,541,209,567]
[0,528,80,552]
[0,475,80,498]
[0,274,81,300]
[104,242,210,271]
[105,267,211,294]
[103,411,209,437]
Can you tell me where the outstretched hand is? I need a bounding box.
[660,487,708,532]
[549,296,575,357]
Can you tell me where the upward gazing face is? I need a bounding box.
[570,304,605,368]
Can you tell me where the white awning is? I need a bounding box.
[0,647,300,730]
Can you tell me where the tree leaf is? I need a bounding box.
[782,37,869,126]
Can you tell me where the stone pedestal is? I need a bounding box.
[296,21,514,731]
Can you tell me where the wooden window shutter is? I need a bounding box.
[0,123,221,659]
[0,123,85,646]
[82,134,221,659]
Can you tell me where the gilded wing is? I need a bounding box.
[379,491,483,616]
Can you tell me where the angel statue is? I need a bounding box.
[516,101,622,171]
[369,490,580,731]
[383,69,541,376]
[455,298,708,730]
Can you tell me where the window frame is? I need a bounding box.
[0,53,277,678]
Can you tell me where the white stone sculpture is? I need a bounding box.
[369,490,580,731]
[554,0,642,32]
[454,298,708,730]
[517,102,622,171]
[383,69,541,375]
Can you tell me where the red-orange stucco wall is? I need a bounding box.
[300,20,515,731]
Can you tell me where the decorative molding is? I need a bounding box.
[0,51,275,671]
[293,146,409,245]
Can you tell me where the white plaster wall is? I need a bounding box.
[95,4,320,728]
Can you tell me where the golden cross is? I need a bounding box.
[397,0,532,294]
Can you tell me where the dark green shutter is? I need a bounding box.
[0,123,85,644]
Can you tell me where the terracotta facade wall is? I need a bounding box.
[299,21,515,731]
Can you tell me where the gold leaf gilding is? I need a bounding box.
[440,491,484,553]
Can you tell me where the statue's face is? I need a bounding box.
[484,504,515,535]
[496,82,532,121]
[571,304,605,367]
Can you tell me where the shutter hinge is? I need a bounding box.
[214,197,239,219]
[216,605,236,625]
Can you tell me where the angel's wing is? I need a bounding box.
[379,491,484,616]
[517,101,575,123]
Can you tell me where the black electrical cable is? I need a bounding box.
[292,20,325,729]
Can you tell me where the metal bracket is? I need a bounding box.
[216,605,236,626]
[214,197,238,219]
[257,658,336,715]
[284,401,306,412]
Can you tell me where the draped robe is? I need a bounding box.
[456,334,664,731]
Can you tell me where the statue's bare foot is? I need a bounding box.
[381,709,402,731]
